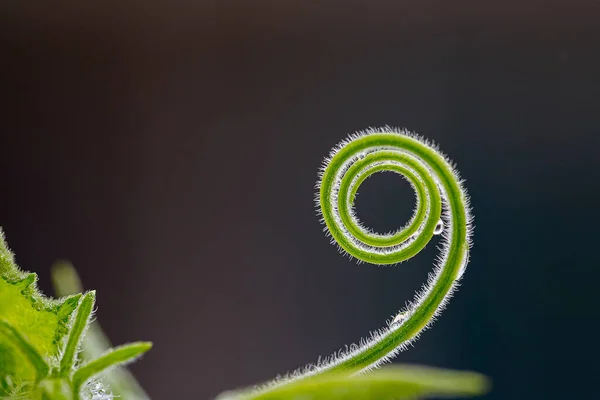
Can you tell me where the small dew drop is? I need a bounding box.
[390,312,407,327]
[89,381,113,400]
[433,220,444,235]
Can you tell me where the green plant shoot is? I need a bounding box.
[218,127,484,400]
[0,127,487,400]
[0,230,151,400]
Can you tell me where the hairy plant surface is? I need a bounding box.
[218,127,487,400]
[0,127,488,400]
[0,231,151,400]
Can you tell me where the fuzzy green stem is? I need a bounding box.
[249,128,472,397]
[72,342,152,396]
[59,291,96,375]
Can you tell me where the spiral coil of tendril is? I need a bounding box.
[313,127,472,373]
[318,128,471,268]
[318,139,439,265]
[237,128,473,399]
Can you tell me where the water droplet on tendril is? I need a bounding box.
[433,220,444,235]
[390,312,407,327]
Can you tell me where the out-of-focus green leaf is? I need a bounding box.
[220,365,490,400]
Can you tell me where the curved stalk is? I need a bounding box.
[249,127,473,396]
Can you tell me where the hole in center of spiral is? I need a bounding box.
[352,171,416,235]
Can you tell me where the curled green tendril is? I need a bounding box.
[234,127,473,399]
[315,127,472,372]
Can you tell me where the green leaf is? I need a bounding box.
[221,365,490,400]
[0,319,49,380]
[59,291,96,375]
[51,261,152,400]
[0,231,152,399]
[72,342,152,395]
[0,229,81,387]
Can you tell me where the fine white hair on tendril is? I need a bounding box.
[244,127,473,398]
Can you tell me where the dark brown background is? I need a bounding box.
[1,1,599,399]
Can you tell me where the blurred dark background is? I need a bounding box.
[1,1,599,399]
